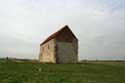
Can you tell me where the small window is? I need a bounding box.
[48,45,49,49]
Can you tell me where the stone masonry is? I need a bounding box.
[39,25,78,63]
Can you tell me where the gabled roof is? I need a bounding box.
[40,25,78,45]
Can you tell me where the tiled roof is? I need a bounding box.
[40,25,78,45]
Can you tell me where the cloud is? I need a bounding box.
[0,0,125,60]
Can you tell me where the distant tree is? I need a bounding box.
[84,59,87,62]
[6,57,9,60]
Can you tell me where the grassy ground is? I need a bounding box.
[0,61,125,83]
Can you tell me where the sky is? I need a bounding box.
[0,0,125,60]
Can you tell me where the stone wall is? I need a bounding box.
[56,42,78,63]
[39,39,56,63]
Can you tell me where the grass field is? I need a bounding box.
[0,61,125,83]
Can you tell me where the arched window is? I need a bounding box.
[42,48,44,51]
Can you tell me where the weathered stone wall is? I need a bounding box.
[56,42,78,63]
[39,39,56,63]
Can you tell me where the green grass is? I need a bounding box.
[0,61,125,83]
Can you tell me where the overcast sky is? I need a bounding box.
[0,0,125,60]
